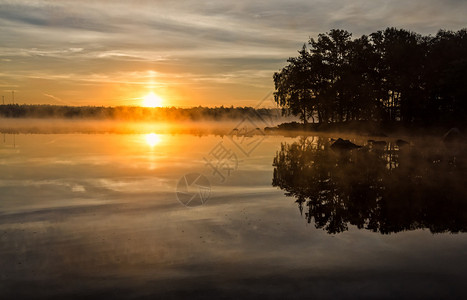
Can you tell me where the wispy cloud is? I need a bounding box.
[0,0,465,106]
[43,93,69,105]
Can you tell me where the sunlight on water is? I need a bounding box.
[0,131,466,299]
[144,133,162,147]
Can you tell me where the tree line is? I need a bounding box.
[0,104,279,122]
[274,28,467,126]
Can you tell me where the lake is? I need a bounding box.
[1,128,466,299]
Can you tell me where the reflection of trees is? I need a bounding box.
[272,137,467,234]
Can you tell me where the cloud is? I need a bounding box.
[43,93,70,105]
[0,0,465,106]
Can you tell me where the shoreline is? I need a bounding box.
[265,121,466,138]
[0,118,465,140]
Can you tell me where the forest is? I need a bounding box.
[0,104,279,122]
[274,28,467,126]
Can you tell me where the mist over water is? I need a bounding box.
[1,126,466,299]
[0,119,259,135]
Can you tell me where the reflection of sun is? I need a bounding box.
[145,133,161,147]
[142,92,163,107]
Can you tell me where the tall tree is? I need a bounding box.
[309,29,353,122]
[425,29,467,124]
[273,45,316,124]
[274,27,467,127]
[370,28,427,123]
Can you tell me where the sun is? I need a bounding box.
[142,92,163,107]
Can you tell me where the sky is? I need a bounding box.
[0,0,466,107]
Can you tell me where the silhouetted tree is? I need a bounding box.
[274,27,467,127]
[425,29,467,124]
[273,46,317,124]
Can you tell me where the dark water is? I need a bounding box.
[0,132,466,299]
[273,136,467,234]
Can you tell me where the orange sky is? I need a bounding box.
[1,0,466,107]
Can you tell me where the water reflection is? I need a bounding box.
[145,132,162,147]
[1,133,467,298]
[0,133,19,154]
[272,136,467,234]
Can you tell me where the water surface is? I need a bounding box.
[1,132,466,299]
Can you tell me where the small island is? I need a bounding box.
[270,28,467,136]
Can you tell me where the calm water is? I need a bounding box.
[1,131,466,299]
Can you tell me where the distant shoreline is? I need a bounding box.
[265,121,466,137]
[0,118,463,139]
[1,104,465,137]
[0,104,281,122]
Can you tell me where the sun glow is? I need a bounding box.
[145,133,161,147]
[142,92,164,107]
